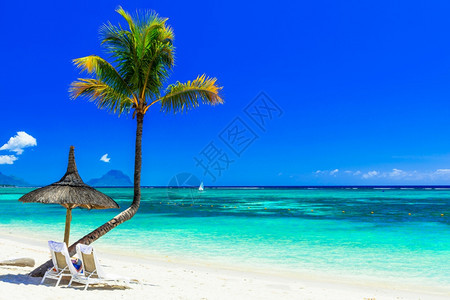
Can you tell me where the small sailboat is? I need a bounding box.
[199,182,204,191]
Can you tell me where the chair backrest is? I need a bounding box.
[55,252,68,269]
[76,244,105,278]
[81,251,97,276]
[48,240,78,275]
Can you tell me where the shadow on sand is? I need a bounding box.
[0,272,154,290]
[0,273,41,285]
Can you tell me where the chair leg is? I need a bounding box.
[40,273,47,285]
[55,275,62,287]
[84,282,89,291]
[68,277,73,287]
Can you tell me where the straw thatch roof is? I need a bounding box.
[19,146,119,210]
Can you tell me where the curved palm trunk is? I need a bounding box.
[30,113,144,277]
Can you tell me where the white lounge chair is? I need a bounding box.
[70,243,132,290]
[41,241,80,287]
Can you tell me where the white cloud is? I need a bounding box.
[315,169,340,176]
[0,131,37,155]
[434,169,450,175]
[311,167,450,182]
[389,168,405,177]
[362,171,379,179]
[330,169,339,175]
[100,154,110,163]
[0,155,18,165]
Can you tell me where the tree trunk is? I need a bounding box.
[30,112,144,277]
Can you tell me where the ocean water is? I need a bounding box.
[0,187,449,286]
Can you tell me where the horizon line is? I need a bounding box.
[4,185,450,189]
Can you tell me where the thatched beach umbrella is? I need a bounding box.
[19,146,119,245]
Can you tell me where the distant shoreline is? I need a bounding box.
[4,185,450,189]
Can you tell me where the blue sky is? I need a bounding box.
[2,0,450,186]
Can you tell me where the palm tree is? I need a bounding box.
[30,6,223,277]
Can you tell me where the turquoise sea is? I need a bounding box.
[0,187,449,286]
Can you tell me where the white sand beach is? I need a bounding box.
[0,234,448,300]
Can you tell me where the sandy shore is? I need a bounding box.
[0,235,448,300]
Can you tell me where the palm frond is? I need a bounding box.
[100,22,139,86]
[69,79,133,115]
[115,6,136,34]
[139,41,175,99]
[158,75,223,114]
[72,55,134,102]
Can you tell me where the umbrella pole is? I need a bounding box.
[64,207,72,246]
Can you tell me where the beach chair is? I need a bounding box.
[70,243,132,290]
[41,241,79,287]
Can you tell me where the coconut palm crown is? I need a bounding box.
[70,6,223,116]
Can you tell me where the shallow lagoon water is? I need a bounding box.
[0,187,448,286]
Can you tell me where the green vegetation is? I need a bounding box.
[32,5,223,277]
[69,6,223,244]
